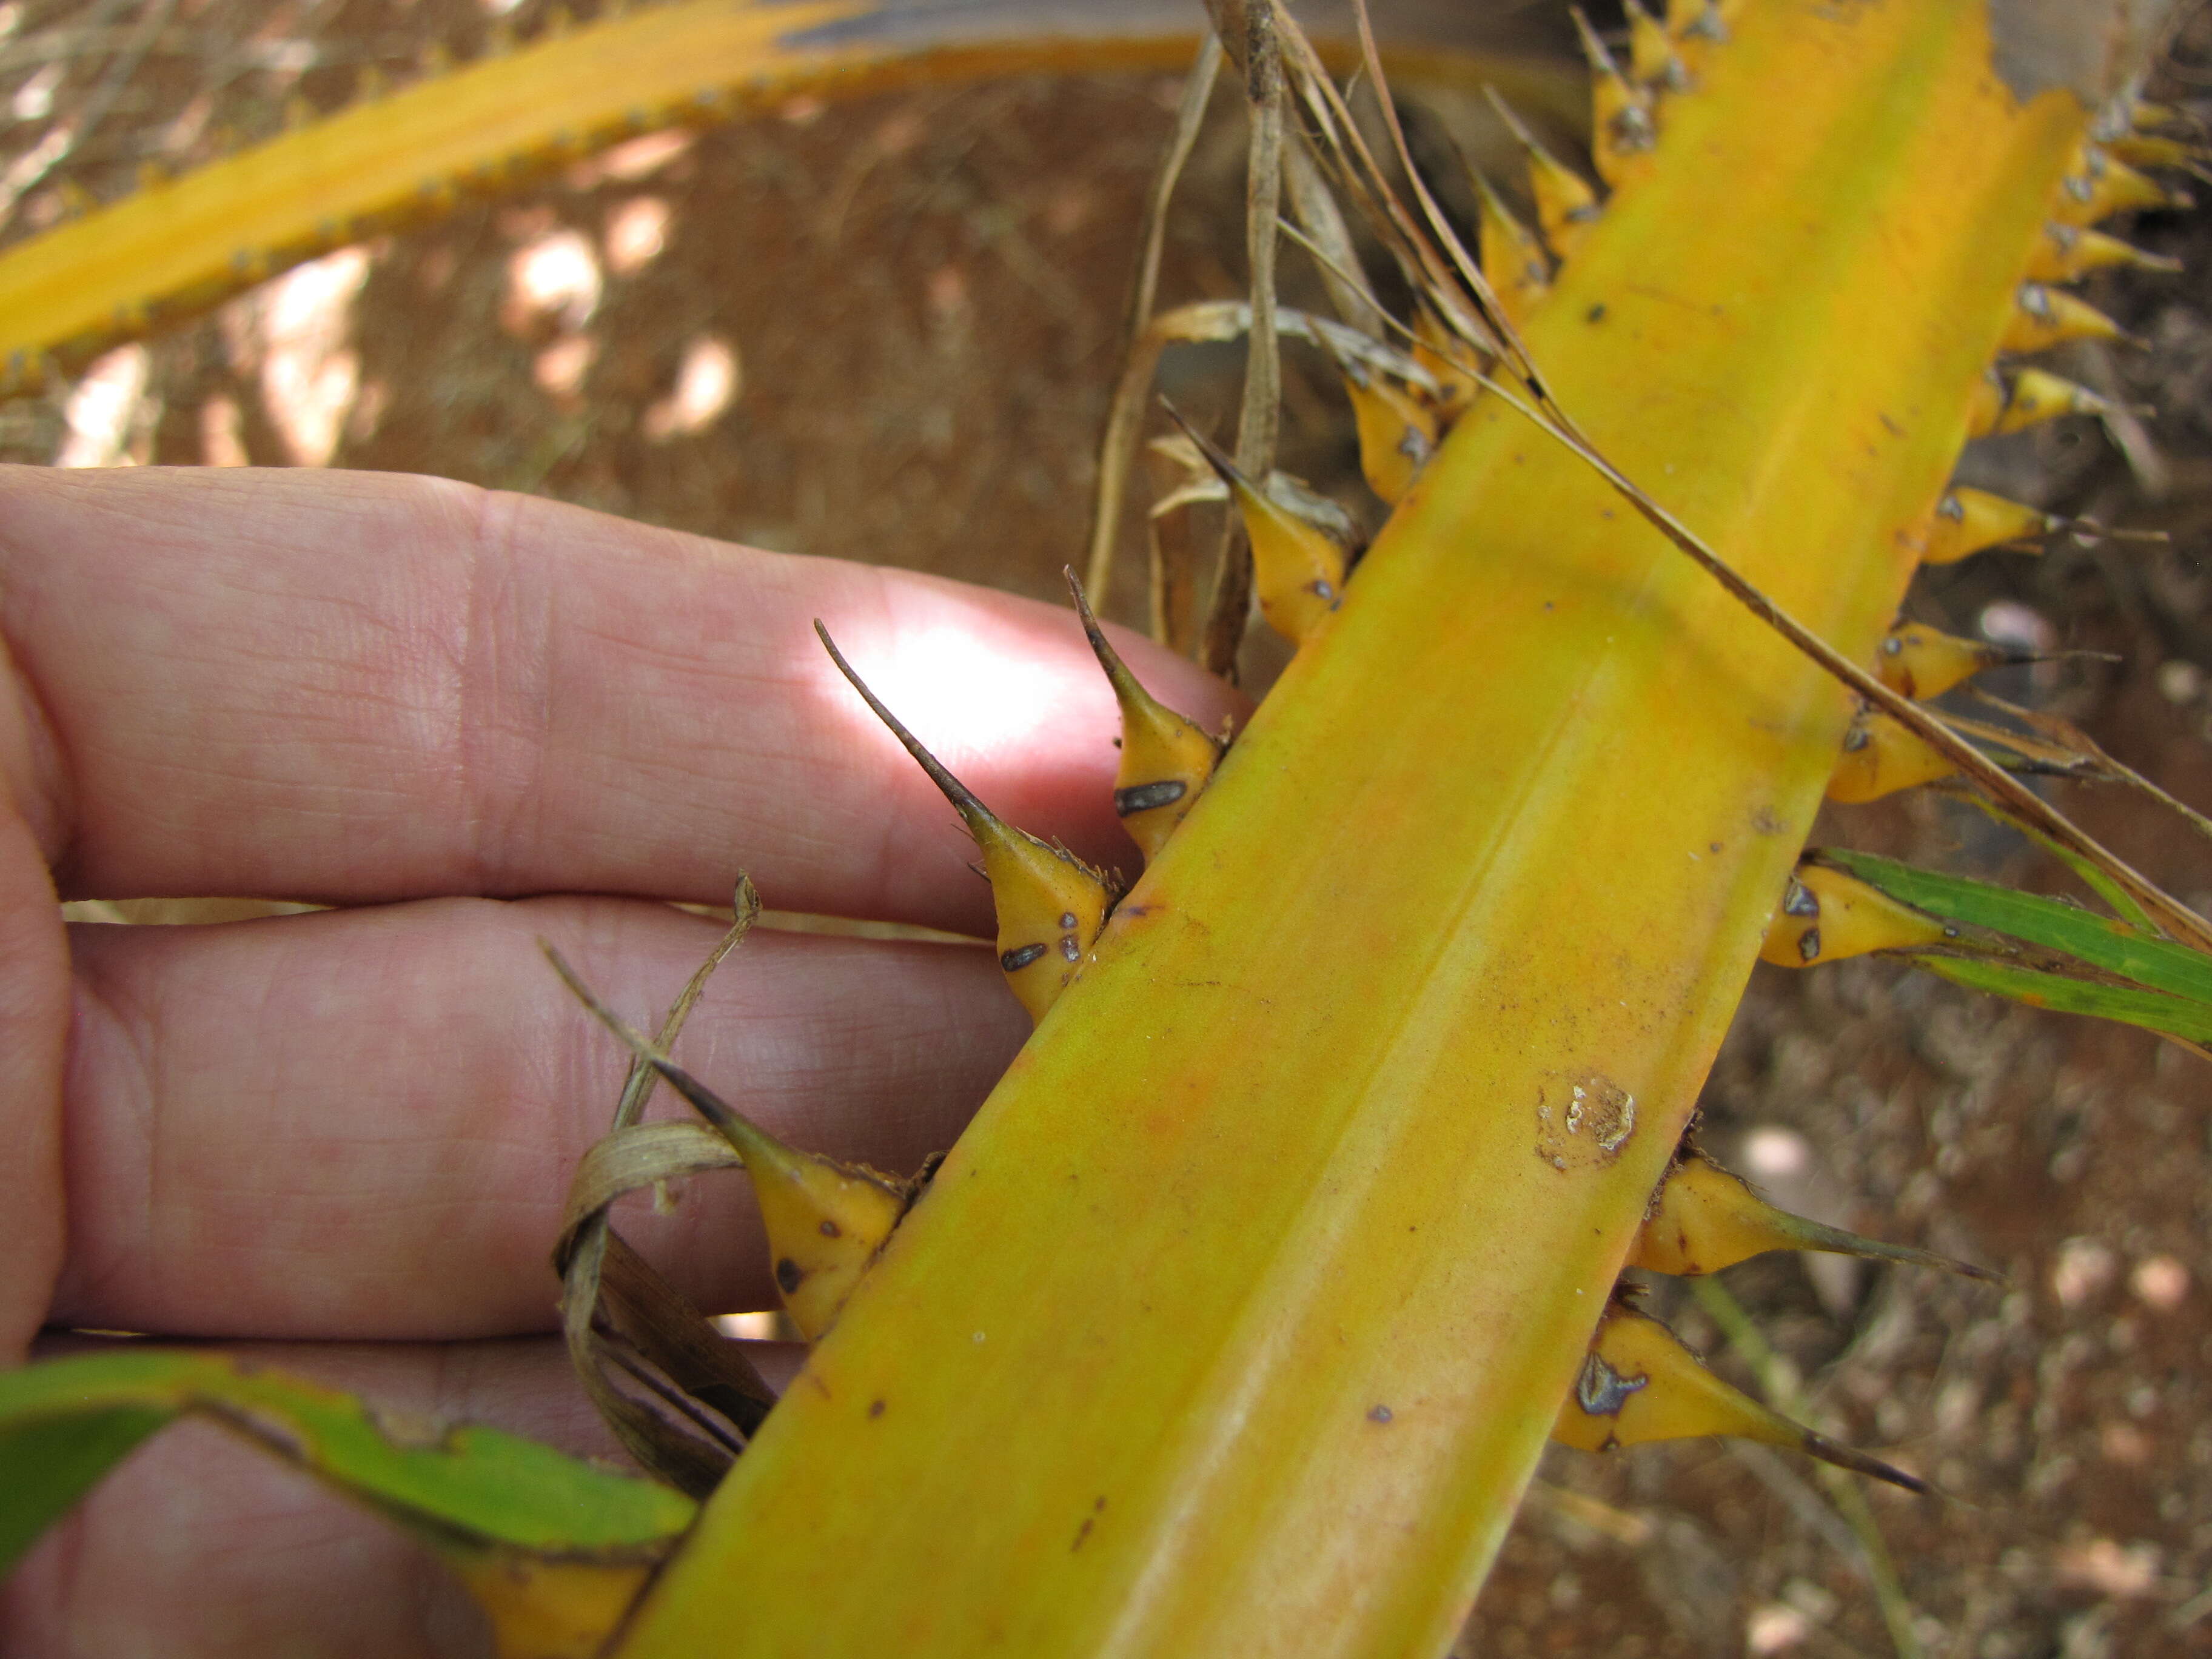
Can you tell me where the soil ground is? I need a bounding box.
[1,2,2208,1655]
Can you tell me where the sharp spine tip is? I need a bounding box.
[813,621,988,824]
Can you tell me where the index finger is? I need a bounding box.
[0,466,1239,934]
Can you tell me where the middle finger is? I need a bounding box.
[52,896,1022,1339]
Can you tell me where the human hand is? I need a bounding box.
[0,464,1236,1655]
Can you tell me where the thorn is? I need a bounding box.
[1159,401,1350,645]
[2055,144,2191,226]
[1315,340,1438,506]
[1757,856,1954,966]
[1484,88,1603,261]
[2071,520,2168,546]
[1873,618,2068,700]
[1552,1297,1930,1494]
[542,943,909,1341]
[1827,705,1957,804]
[1064,569,1222,866]
[1965,367,2119,440]
[1623,0,1691,93]
[2025,222,2183,283]
[814,623,1115,1026]
[1631,1145,1999,1280]
[1999,282,2127,355]
[1466,168,1550,329]
[1570,8,1657,186]
[2104,131,2206,172]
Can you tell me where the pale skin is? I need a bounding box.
[0,466,1239,1656]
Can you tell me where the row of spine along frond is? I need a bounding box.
[819,0,1998,1494]
[1756,95,2194,816]
[543,4,2202,1503]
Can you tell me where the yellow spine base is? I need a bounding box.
[1875,618,2035,699]
[1826,708,1962,805]
[1919,485,2059,564]
[2024,222,2182,281]
[1410,306,1486,418]
[1572,9,1659,187]
[1339,364,1441,506]
[1629,1148,1996,1279]
[1550,1301,1926,1492]
[1984,366,2119,437]
[1170,410,1350,645]
[1999,282,2127,354]
[2054,146,2189,225]
[817,626,1114,1025]
[1759,859,1956,967]
[1470,173,1553,329]
[1626,1,1692,93]
[1488,90,1606,260]
[657,1061,910,1342]
[548,963,913,1343]
[1067,574,1224,865]
[443,1552,663,1659]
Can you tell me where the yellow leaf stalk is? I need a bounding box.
[0,2,1573,390]
[611,4,2125,1653]
[2,0,2180,1646]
